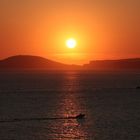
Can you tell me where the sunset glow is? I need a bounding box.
[0,0,140,64]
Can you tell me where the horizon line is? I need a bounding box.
[0,54,140,66]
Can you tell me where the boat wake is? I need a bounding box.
[0,114,85,123]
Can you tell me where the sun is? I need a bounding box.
[66,38,77,48]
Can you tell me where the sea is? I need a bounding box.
[0,70,140,140]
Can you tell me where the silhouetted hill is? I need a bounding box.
[83,58,140,71]
[0,56,140,71]
[0,55,80,70]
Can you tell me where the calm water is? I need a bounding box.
[0,71,140,140]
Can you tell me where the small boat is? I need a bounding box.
[136,86,140,89]
[75,114,85,119]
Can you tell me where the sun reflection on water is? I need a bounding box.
[55,71,87,139]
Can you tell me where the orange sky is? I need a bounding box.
[0,0,140,64]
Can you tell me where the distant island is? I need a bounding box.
[0,55,80,70]
[83,58,140,71]
[0,55,140,71]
